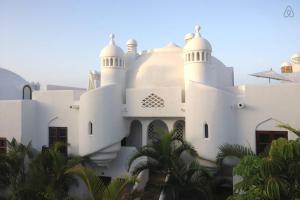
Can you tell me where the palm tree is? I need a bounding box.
[66,165,139,200]
[128,130,213,199]
[227,124,300,199]
[0,138,34,199]
[22,142,89,200]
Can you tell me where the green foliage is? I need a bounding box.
[216,144,255,167]
[23,142,87,200]
[128,129,213,200]
[0,138,33,199]
[229,124,300,200]
[66,165,139,200]
[0,139,89,200]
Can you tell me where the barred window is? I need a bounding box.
[174,120,185,139]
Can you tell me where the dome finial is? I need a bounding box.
[195,25,201,37]
[109,33,115,44]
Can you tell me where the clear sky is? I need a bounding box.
[0,0,299,88]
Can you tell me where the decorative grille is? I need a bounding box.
[147,123,154,140]
[174,121,185,139]
[141,93,165,108]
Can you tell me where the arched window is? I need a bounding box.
[201,52,205,61]
[204,123,209,138]
[196,52,200,61]
[206,52,209,61]
[115,58,118,66]
[88,121,93,135]
[106,58,109,66]
[23,85,32,100]
[110,58,113,66]
[191,52,194,61]
[174,120,185,139]
[188,53,190,61]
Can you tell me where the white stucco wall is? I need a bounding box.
[185,82,237,161]
[33,90,84,154]
[0,100,36,147]
[236,83,300,151]
[0,101,23,141]
[78,84,125,156]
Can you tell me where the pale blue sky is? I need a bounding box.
[0,0,299,87]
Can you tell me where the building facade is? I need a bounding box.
[1,25,300,180]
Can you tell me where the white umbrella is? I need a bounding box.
[250,69,292,83]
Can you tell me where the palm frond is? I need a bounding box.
[128,147,159,171]
[216,144,255,167]
[106,176,137,200]
[277,123,300,137]
[131,159,161,176]
[65,165,106,200]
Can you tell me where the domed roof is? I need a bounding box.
[291,53,300,64]
[126,38,137,46]
[281,61,292,67]
[100,34,124,58]
[164,42,180,48]
[0,68,29,100]
[184,25,212,52]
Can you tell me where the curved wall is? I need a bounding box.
[78,84,125,155]
[185,82,237,160]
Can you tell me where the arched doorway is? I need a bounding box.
[174,120,185,139]
[122,120,142,148]
[147,120,168,142]
[255,118,288,154]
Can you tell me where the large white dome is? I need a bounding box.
[126,45,226,89]
[126,46,184,89]
[100,34,124,58]
[0,68,29,100]
[184,25,212,52]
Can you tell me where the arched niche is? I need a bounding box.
[147,120,168,142]
[22,85,32,100]
[123,120,143,148]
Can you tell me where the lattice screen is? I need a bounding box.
[147,123,154,140]
[141,93,165,108]
[174,121,185,139]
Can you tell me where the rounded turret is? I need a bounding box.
[184,25,212,64]
[126,39,137,53]
[100,34,125,68]
[291,53,300,72]
[183,25,213,88]
[100,34,126,87]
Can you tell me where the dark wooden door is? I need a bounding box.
[256,130,287,154]
[49,127,68,155]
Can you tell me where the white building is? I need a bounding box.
[1,25,300,180]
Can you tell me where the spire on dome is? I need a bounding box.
[195,25,201,37]
[109,33,115,45]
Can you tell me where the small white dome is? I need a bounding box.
[126,39,137,46]
[184,25,212,52]
[100,34,124,58]
[291,53,300,64]
[281,61,292,67]
[164,42,180,48]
